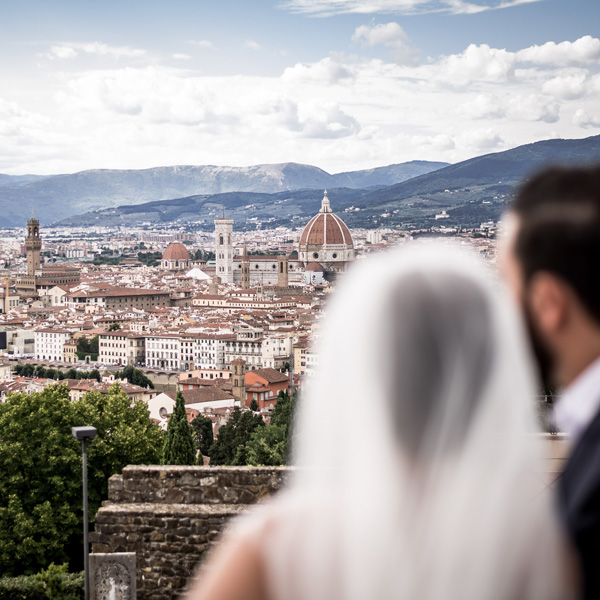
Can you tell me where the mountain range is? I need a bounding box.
[0,160,447,227]
[55,134,600,230]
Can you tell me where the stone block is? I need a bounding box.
[90,552,136,600]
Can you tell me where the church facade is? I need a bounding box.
[214,191,355,287]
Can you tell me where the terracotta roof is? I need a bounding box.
[182,387,234,404]
[162,243,191,262]
[247,368,289,384]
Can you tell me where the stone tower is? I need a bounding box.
[26,215,41,277]
[231,358,246,408]
[214,216,234,284]
[241,245,250,289]
[277,255,289,288]
[208,275,219,296]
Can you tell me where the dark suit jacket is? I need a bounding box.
[558,409,600,600]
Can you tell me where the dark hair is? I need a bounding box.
[387,271,493,456]
[512,164,600,324]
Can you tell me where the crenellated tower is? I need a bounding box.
[26,215,41,277]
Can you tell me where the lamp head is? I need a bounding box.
[71,426,97,441]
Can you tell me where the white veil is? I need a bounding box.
[259,243,571,600]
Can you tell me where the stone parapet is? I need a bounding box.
[91,466,289,600]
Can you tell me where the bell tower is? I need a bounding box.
[231,358,246,408]
[277,255,289,288]
[214,215,234,284]
[241,244,251,289]
[26,215,41,277]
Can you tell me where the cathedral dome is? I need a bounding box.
[297,191,355,273]
[162,243,191,262]
[299,191,353,247]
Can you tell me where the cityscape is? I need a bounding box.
[2,0,600,597]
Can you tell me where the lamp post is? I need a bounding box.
[72,426,97,600]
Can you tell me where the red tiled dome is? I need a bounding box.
[162,243,191,261]
[305,261,324,272]
[300,212,353,246]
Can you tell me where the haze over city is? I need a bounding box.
[2,0,599,175]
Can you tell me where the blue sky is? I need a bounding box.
[1,0,599,174]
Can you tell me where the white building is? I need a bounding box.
[145,334,181,370]
[34,328,73,362]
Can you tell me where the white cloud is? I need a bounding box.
[6,33,600,175]
[246,40,261,51]
[507,94,559,122]
[44,45,78,60]
[352,22,417,65]
[279,0,542,16]
[517,36,600,67]
[434,43,516,84]
[40,41,146,60]
[282,57,355,84]
[172,53,192,60]
[460,94,505,119]
[542,73,588,99]
[573,109,600,129]
[188,40,213,48]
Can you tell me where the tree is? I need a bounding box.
[76,335,98,361]
[191,413,214,458]
[245,425,286,466]
[244,390,297,465]
[162,391,196,465]
[209,407,264,466]
[114,365,154,389]
[249,399,259,412]
[0,382,162,576]
[108,323,121,332]
[64,368,77,380]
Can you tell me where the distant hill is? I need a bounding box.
[0,174,50,188]
[0,161,448,227]
[56,188,371,229]
[56,135,600,230]
[344,135,600,228]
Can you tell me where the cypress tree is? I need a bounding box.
[162,391,196,465]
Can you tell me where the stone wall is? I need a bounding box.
[90,466,289,600]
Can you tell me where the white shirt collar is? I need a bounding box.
[554,356,600,443]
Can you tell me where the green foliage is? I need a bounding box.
[192,249,215,262]
[209,407,264,466]
[12,364,101,383]
[108,323,121,331]
[249,399,258,412]
[162,391,196,465]
[114,365,153,388]
[136,251,162,266]
[191,413,214,458]
[0,564,83,600]
[245,425,287,466]
[0,383,162,576]
[76,336,98,361]
[244,390,296,465]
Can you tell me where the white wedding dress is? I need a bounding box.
[232,243,573,600]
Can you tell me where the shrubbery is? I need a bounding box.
[0,564,83,600]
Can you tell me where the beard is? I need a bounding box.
[522,302,556,392]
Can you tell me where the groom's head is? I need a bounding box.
[502,164,600,389]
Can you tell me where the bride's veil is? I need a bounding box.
[262,243,569,600]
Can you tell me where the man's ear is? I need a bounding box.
[527,272,568,336]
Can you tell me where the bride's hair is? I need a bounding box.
[259,243,571,600]
[386,271,494,456]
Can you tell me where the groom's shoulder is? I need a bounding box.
[559,408,600,527]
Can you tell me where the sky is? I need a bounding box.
[1,0,600,175]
